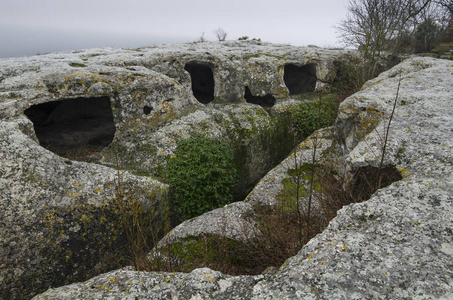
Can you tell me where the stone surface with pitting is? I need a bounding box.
[34,56,453,300]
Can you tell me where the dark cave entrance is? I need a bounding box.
[24,97,116,161]
[184,63,215,104]
[284,63,317,95]
[244,86,276,107]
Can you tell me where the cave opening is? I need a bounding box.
[284,63,317,95]
[24,96,116,161]
[244,86,276,107]
[184,63,215,104]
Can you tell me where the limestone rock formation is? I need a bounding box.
[33,56,453,299]
[0,41,350,299]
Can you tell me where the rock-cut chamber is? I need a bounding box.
[184,63,215,104]
[24,97,116,161]
[244,86,276,107]
[284,63,317,95]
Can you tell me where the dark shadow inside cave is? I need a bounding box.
[244,86,276,107]
[184,63,215,104]
[24,97,116,161]
[284,63,317,95]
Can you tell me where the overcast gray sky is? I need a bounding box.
[0,0,349,58]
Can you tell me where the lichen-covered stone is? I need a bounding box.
[0,116,169,300]
[34,267,263,300]
[155,201,258,248]
[253,56,453,299]
[245,126,334,208]
[33,56,453,299]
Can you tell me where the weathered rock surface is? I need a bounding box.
[155,201,258,248]
[35,267,263,300]
[245,126,334,208]
[0,116,169,300]
[0,41,351,299]
[34,56,453,299]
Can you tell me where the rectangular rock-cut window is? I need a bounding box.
[284,63,317,95]
[184,63,215,104]
[24,97,116,161]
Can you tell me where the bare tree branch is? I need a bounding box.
[213,28,228,41]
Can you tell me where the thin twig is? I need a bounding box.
[376,76,401,189]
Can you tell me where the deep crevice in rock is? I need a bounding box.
[24,97,116,161]
[284,63,317,95]
[184,63,215,104]
[350,165,403,202]
[244,86,276,107]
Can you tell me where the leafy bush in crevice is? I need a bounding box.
[331,54,400,100]
[290,99,337,141]
[167,134,238,221]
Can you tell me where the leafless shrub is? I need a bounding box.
[197,32,206,43]
[214,28,228,41]
[337,0,432,79]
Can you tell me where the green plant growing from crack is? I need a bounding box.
[167,134,238,221]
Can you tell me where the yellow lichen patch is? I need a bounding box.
[108,277,116,283]
[356,108,384,142]
[398,168,411,178]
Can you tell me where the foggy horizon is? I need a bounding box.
[0,0,348,59]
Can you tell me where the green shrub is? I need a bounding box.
[68,62,87,68]
[167,134,238,221]
[291,100,336,140]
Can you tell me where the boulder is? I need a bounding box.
[35,267,263,300]
[245,126,334,209]
[34,56,453,299]
[0,115,169,300]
